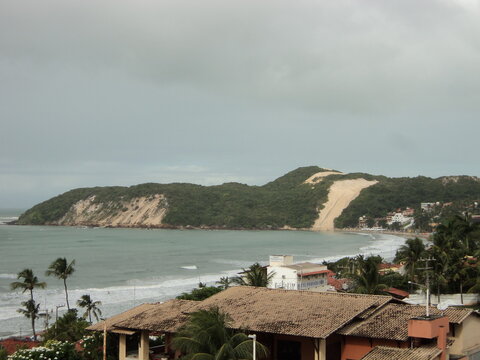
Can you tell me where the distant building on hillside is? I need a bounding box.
[387,212,413,225]
[421,202,438,212]
[267,255,330,291]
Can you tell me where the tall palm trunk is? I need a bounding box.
[31,316,37,341]
[460,282,464,304]
[64,278,70,310]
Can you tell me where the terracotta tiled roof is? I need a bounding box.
[111,299,198,333]
[195,287,392,338]
[326,270,348,291]
[0,339,40,355]
[90,286,392,339]
[338,303,474,341]
[361,344,442,360]
[87,303,159,332]
[384,287,409,299]
[297,270,329,277]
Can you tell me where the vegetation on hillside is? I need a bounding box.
[335,176,480,228]
[18,166,331,229]
[17,166,480,230]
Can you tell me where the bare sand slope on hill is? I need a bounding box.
[312,179,378,231]
[304,171,344,184]
[56,194,167,227]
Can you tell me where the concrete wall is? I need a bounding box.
[449,316,480,358]
[408,293,480,306]
[341,336,407,360]
[268,266,299,290]
[268,267,328,291]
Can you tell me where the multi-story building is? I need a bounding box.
[267,255,330,291]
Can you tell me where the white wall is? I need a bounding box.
[407,293,480,306]
[268,266,299,290]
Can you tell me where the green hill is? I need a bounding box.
[16,167,480,230]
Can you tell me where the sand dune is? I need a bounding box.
[304,171,344,184]
[312,179,378,231]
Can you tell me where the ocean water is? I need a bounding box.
[0,209,406,338]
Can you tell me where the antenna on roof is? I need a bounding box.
[416,257,435,317]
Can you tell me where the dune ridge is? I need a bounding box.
[312,179,378,231]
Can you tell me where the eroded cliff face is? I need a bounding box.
[55,194,168,227]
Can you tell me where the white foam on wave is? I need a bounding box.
[180,265,198,270]
[308,233,407,264]
[0,217,18,225]
[0,274,17,279]
[0,269,241,324]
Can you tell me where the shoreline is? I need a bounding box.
[338,228,432,241]
[6,222,432,239]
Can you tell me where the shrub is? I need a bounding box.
[8,341,79,360]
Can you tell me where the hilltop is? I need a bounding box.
[16,167,480,231]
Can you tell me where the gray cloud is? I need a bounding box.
[1,0,479,207]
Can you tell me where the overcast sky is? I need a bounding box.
[1,0,479,208]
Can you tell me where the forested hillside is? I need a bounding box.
[16,167,480,230]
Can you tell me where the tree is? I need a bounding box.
[177,286,223,301]
[216,276,232,290]
[232,263,274,287]
[77,295,102,323]
[351,256,387,295]
[431,215,480,297]
[172,307,268,360]
[42,309,89,342]
[10,268,46,303]
[394,238,426,282]
[46,258,75,310]
[17,299,40,340]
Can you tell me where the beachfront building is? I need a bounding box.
[88,286,480,360]
[386,212,413,226]
[266,255,330,291]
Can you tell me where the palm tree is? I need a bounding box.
[430,246,449,303]
[77,294,102,323]
[216,276,232,290]
[17,299,40,340]
[10,268,46,302]
[351,255,387,295]
[232,263,274,287]
[394,238,426,282]
[46,258,76,310]
[173,307,268,360]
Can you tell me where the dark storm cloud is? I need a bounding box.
[0,0,479,207]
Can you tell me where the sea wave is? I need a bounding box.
[0,269,241,325]
[0,274,17,279]
[0,216,18,225]
[309,233,407,264]
[180,265,198,270]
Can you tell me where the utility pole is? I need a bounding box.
[418,257,435,317]
[55,304,65,337]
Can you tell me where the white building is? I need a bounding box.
[267,255,330,291]
[387,212,413,225]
